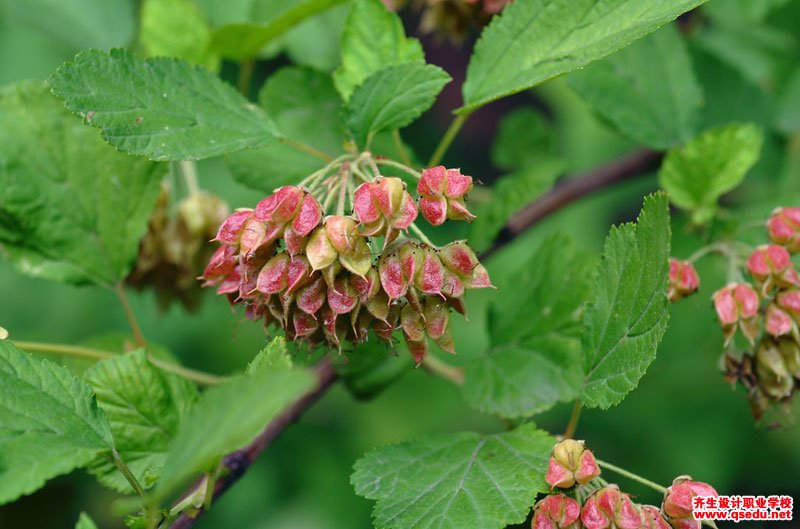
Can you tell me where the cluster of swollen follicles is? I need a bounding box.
[201,165,492,364]
[534,439,718,529]
[669,207,800,420]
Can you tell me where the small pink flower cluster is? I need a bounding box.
[201,172,489,363]
[535,440,717,529]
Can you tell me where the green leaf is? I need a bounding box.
[491,108,554,171]
[225,66,344,192]
[283,3,350,72]
[460,0,707,113]
[333,0,424,101]
[246,336,293,373]
[84,350,198,493]
[140,0,218,70]
[352,423,554,529]
[0,0,136,50]
[76,512,99,529]
[567,24,703,149]
[0,341,114,504]
[658,123,764,224]
[48,48,280,161]
[0,82,164,287]
[151,364,315,503]
[470,159,564,252]
[580,193,671,409]
[345,63,451,147]
[463,235,593,418]
[335,341,411,400]
[209,0,350,60]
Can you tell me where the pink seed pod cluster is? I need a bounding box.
[417,166,476,226]
[768,207,800,252]
[202,174,491,364]
[535,441,716,529]
[668,258,700,303]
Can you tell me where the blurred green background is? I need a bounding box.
[1,0,800,528]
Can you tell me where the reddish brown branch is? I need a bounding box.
[482,149,664,259]
[170,357,337,528]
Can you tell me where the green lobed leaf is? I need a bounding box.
[463,235,593,418]
[345,63,451,147]
[75,512,99,529]
[225,66,344,193]
[140,0,218,70]
[333,0,424,101]
[491,108,554,171]
[0,82,165,287]
[84,349,199,493]
[246,336,293,373]
[470,159,564,252]
[151,363,315,503]
[567,24,703,150]
[460,0,707,113]
[209,0,350,60]
[48,48,280,161]
[580,193,671,409]
[0,0,136,50]
[658,123,764,224]
[0,341,114,504]
[352,423,554,529]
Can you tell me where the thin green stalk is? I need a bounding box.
[113,449,146,497]
[422,355,464,385]
[563,400,582,439]
[14,340,222,386]
[179,160,201,196]
[203,461,221,511]
[374,158,421,179]
[427,112,470,167]
[392,130,412,167]
[336,167,349,216]
[281,137,334,162]
[237,59,254,95]
[409,223,435,247]
[114,283,146,347]
[596,459,667,494]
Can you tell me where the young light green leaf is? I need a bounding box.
[658,123,764,224]
[0,82,164,287]
[333,0,424,101]
[0,0,136,50]
[0,341,114,504]
[580,193,671,409]
[461,0,707,113]
[140,0,218,70]
[463,235,593,418]
[84,350,198,493]
[283,3,350,72]
[491,108,554,171]
[209,0,349,60]
[75,512,99,529]
[470,159,564,251]
[48,48,280,161]
[151,364,315,503]
[345,63,451,147]
[352,423,554,529]
[246,336,292,374]
[567,24,703,149]
[225,66,344,192]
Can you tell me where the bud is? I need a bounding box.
[545,439,600,489]
[418,166,476,226]
[307,216,372,278]
[663,477,718,529]
[776,289,800,321]
[253,187,322,255]
[668,258,700,302]
[582,485,642,529]
[532,494,581,529]
[214,209,253,245]
[755,339,795,400]
[767,207,800,253]
[765,303,794,337]
[746,244,799,294]
[439,241,494,290]
[712,283,760,345]
[640,506,670,529]
[353,176,417,244]
[776,337,800,378]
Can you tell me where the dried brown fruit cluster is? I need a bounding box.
[127,186,229,311]
[537,440,718,529]
[201,171,491,364]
